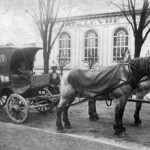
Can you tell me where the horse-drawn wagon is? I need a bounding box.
[0,46,59,123]
[1,46,150,137]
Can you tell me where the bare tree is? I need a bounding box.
[120,48,131,62]
[146,50,150,56]
[57,55,69,75]
[26,0,66,73]
[112,0,150,57]
[83,54,98,69]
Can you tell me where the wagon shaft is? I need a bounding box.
[29,104,49,109]
[128,98,150,104]
[36,94,61,101]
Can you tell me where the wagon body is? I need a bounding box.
[0,46,49,96]
[0,46,59,123]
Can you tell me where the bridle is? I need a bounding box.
[126,57,150,89]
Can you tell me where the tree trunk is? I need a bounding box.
[43,49,50,73]
[60,68,63,76]
[43,40,50,73]
[134,39,143,58]
[44,54,49,73]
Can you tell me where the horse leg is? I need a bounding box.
[113,97,127,136]
[56,97,67,131]
[134,92,143,126]
[62,94,75,129]
[56,107,63,131]
[63,106,72,129]
[88,100,99,121]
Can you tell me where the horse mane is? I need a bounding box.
[127,56,150,88]
[129,56,150,73]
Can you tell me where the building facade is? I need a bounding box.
[35,11,150,71]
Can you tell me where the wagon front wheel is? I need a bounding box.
[6,94,28,123]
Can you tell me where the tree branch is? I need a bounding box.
[50,22,65,49]
[111,1,135,34]
[129,0,137,32]
[144,19,150,28]
[143,28,150,42]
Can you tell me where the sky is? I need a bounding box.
[0,0,145,46]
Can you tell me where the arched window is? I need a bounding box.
[113,28,129,62]
[59,32,71,61]
[84,30,98,62]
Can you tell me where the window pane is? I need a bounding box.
[85,49,87,57]
[113,28,129,62]
[84,30,99,62]
[96,38,98,47]
[59,32,71,62]
[114,37,117,46]
[85,39,87,47]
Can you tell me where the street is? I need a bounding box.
[0,101,150,149]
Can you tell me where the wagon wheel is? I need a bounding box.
[36,88,53,114]
[6,94,28,124]
[0,94,9,107]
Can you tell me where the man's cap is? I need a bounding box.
[51,66,57,69]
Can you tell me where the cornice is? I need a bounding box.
[58,10,141,22]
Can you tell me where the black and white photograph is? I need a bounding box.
[0,0,150,149]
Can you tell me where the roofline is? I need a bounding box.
[0,46,42,49]
[58,9,141,22]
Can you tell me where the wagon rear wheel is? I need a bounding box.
[6,94,28,123]
[36,88,53,114]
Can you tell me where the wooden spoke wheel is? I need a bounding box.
[6,94,28,124]
[36,88,53,113]
[0,94,9,107]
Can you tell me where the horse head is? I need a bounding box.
[128,56,150,82]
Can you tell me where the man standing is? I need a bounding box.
[49,66,60,94]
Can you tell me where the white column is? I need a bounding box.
[102,26,109,66]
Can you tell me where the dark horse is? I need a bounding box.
[56,57,150,136]
[88,77,150,126]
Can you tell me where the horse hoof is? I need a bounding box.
[57,129,65,133]
[64,124,72,129]
[134,122,144,127]
[115,131,127,137]
[57,125,64,132]
[95,115,99,120]
[89,116,99,121]
[89,117,96,121]
[57,128,65,133]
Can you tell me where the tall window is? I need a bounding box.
[113,28,129,62]
[84,30,98,62]
[59,32,71,61]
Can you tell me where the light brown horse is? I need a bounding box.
[56,57,150,136]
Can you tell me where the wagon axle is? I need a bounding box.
[10,105,22,112]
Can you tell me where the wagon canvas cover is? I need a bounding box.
[68,64,124,94]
